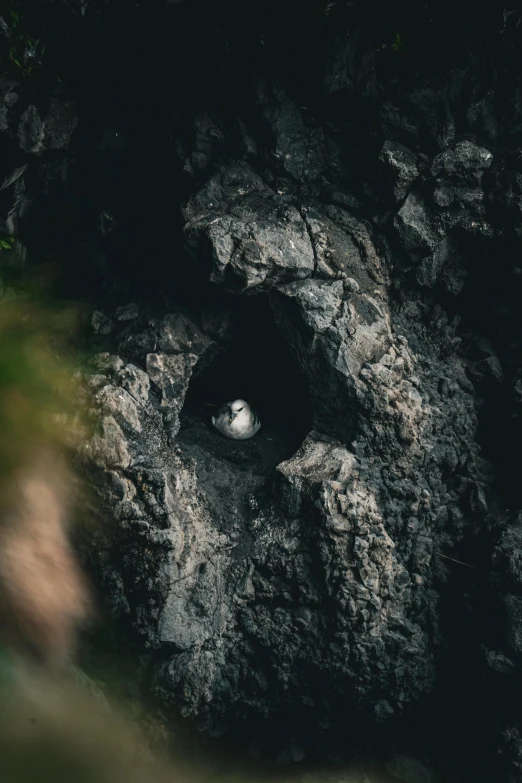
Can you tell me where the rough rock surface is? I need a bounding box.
[2,1,522,780]
[183,163,315,293]
[78,166,483,736]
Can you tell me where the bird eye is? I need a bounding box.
[238,407,243,412]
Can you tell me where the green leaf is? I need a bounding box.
[391,33,408,52]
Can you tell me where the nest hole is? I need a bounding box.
[177,296,312,503]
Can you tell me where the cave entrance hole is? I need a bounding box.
[180,294,312,449]
[177,296,312,519]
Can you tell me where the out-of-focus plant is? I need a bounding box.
[0,291,93,665]
[0,667,174,783]
[0,237,15,252]
[2,4,46,76]
[0,300,87,482]
[0,292,170,781]
[391,33,409,52]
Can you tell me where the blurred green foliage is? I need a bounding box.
[391,33,409,52]
[2,3,45,76]
[0,301,86,482]
[0,237,15,252]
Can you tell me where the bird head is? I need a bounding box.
[229,399,247,422]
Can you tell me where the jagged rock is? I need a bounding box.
[181,113,227,176]
[490,518,522,705]
[302,205,388,285]
[270,277,394,443]
[415,236,466,294]
[0,80,20,134]
[114,303,139,321]
[431,141,493,185]
[17,100,78,154]
[92,311,112,335]
[394,192,439,258]
[262,86,330,183]
[145,352,199,438]
[183,162,314,293]
[379,141,420,203]
[468,355,504,386]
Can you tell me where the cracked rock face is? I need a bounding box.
[183,163,315,293]
[80,303,436,727]
[78,150,485,736]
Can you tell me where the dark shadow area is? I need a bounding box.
[416,536,503,783]
[389,231,522,782]
[182,295,312,440]
[444,234,522,509]
[387,229,519,782]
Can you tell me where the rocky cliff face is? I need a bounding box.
[2,1,522,779]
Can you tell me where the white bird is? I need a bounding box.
[211,399,261,440]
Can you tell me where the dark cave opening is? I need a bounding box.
[181,295,312,441]
[177,295,312,528]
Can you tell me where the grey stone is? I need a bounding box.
[18,100,77,154]
[379,140,420,202]
[394,192,439,257]
[183,162,314,293]
[114,303,139,321]
[431,140,493,184]
[92,311,112,335]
